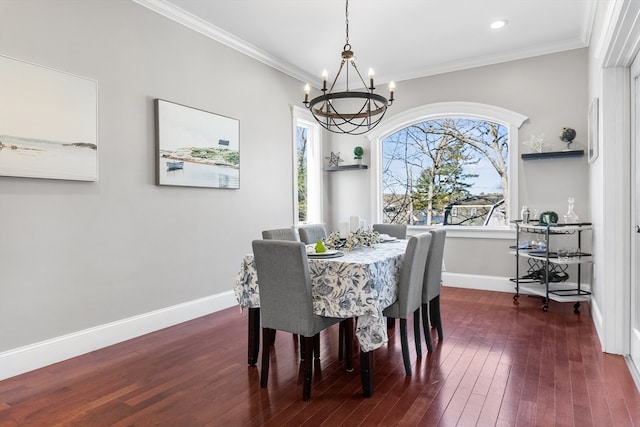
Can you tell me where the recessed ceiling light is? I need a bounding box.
[490,20,508,30]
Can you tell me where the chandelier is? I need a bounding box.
[303,0,395,135]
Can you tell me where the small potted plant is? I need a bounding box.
[353,146,364,165]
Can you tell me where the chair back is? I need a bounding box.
[372,224,408,239]
[252,240,316,336]
[262,228,298,241]
[394,233,431,318]
[423,229,447,302]
[298,225,327,244]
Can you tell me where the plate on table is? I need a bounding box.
[308,250,344,258]
[378,234,398,242]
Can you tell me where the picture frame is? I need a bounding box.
[155,99,240,189]
[588,97,599,163]
[0,55,98,181]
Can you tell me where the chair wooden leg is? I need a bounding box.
[302,335,315,401]
[338,322,345,361]
[313,334,320,361]
[399,318,412,376]
[248,308,260,366]
[343,318,354,371]
[430,295,443,340]
[360,350,374,397]
[413,308,422,358]
[421,303,433,352]
[260,328,274,388]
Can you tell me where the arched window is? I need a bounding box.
[367,102,527,231]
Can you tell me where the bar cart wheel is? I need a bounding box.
[573,302,581,314]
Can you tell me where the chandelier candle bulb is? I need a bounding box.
[389,81,395,103]
[322,70,328,91]
[304,84,310,104]
[368,68,375,90]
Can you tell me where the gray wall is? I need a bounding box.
[0,0,299,351]
[326,49,589,277]
[0,0,590,354]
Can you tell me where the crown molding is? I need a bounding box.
[130,0,319,85]
[131,0,592,89]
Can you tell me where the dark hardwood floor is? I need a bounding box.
[1,287,639,426]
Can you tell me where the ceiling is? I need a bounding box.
[134,0,596,89]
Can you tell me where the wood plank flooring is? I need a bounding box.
[1,287,639,426]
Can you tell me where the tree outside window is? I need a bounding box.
[382,117,509,226]
[296,125,308,222]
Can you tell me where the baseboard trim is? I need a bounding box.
[626,355,640,393]
[0,291,237,381]
[443,272,515,293]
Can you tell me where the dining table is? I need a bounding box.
[233,238,408,397]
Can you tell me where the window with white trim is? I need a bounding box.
[367,102,527,229]
[292,106,322,224]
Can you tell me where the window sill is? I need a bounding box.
[407,225,515,240]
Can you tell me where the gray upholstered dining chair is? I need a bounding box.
[260,227,302,359]
[251,239,346,401]
[382,232,432,376]
[262,227,298,241]
[298,225,327,244]
[415,228,447,353]
[372,223,408,239]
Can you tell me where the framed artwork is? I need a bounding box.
[588,97,599,163]
[155,99,240,189]
[0,55,98,181]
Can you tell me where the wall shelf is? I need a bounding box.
[521,149,584,160]
[324,164,368,172]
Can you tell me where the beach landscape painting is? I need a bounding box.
[155,99,240,189]
[0,55,98,181]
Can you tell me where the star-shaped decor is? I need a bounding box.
[523,134,547,153]
[326,152,344,167]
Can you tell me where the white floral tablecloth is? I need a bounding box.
[233,240,407,352]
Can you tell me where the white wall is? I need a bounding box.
[0,0,301,361]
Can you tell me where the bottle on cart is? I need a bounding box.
[563,197,579,224]
[520,206,530,224]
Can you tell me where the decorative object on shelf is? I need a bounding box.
[563,197,579,223]
[538,211,558,226]
[353,146,364,164]
[559,127,576,149]
[325,228,382,252]
[520,206,531,224]
[588,98,599,163]
[523,133,548,153]
[302,0,394,135]
[325,151,344,168]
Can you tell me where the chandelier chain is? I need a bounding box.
[345,0,349,46]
